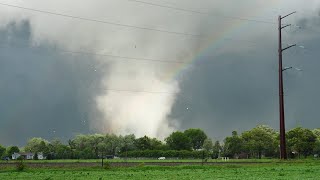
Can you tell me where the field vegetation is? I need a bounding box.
[1,160,320,179]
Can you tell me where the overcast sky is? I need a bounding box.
[0,0,319,146]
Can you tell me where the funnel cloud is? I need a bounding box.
[0,0,320,145]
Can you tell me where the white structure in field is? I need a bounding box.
[158,157,166,160]
[12,152,46,160]
[12,152,34,160]
[221,157,230,161]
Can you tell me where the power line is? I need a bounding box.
[0,46,180,95]
[0,42,187,64]
[0,36,262,65]
[0,2,201,37]
[100,88,175,94]
[126,0,277,24]
[0,2,278,42]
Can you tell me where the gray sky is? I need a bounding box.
[0,0,319,146]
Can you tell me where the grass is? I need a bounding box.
[0,158,278,163]
[0,160,319,179]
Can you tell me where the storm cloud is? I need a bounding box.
[0,0,319,145]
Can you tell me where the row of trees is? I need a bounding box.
[223,126,320,158]
[1,126,320,159]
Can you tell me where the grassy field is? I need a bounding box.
[0,158,277,163]
[0,160,320,179]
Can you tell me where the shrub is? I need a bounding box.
[103,162,111,170]
[138,162,145,167]
[17,156,25,161]
[16,160,25,171]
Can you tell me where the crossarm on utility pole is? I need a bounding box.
[282,67,293,71]
[281,11,297,19]
[282,44,296,52]
[281,24,291,29]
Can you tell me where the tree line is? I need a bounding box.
[1,125,320,160]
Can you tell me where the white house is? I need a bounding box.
[12,152,46,160]
[37,152,46,160]
[12,152,34,160]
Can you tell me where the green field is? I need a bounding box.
[1,160,320,180]
[0,158,276,163]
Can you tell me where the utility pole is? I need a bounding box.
[278,12,296,160]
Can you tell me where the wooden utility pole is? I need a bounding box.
[278,12,296,160]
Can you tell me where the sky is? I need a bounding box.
[0,0,319,146]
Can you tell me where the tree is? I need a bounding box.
[87,134,104,157]
[242,126,277,159]
[203,138,213,152]
[120,134,136,153]
[48,139,72,159]
[34,152,39,160]
[212,141,222,159]
[6,146,20,157]
[165,131,192,151]
[184,129,208,150]
[224,131,244,158]
[71,134,99,159]
[287,127,317,158]
[312,129,320,140]
[314,140,320,155]
[134,136,152,151]
[104,134,121,156]
[25,137,49,154]
[150,138,165,150]
[0,145,6,158]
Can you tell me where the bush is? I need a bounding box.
[103,162,111,170]
[34,152,39,160]
[16,160,25,171]
[17,156,25,161]
[137,162,145,167]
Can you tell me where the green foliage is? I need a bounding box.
[313,141,320,155]
[34,152,39,160]
[184,129,208,150]
[103,162,111,170]
[7,146,20,157]
[134,136,152,150]
[165,131,192,151]
[25,138,49,156]
[48,139,73,159]
[212,141,222,159]
[120,134,136,152]
[4,125,320,161]
[137,162,145,167]
[119,150,208,159]
[15,156,26,171]
[287,127,317,157]
[241,126,278,158]
[203,138,213,152]
[224,131,244,158]
[2,161,320,179]
[312,129,320,140]
[15,160,25,171]
[0,144,6,158]
[17,156,25,161]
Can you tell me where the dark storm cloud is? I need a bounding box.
[0,21,107,146]
[170,18,320,140]
[1,1,320,146]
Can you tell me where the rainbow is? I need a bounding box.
[163,0,279,82]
